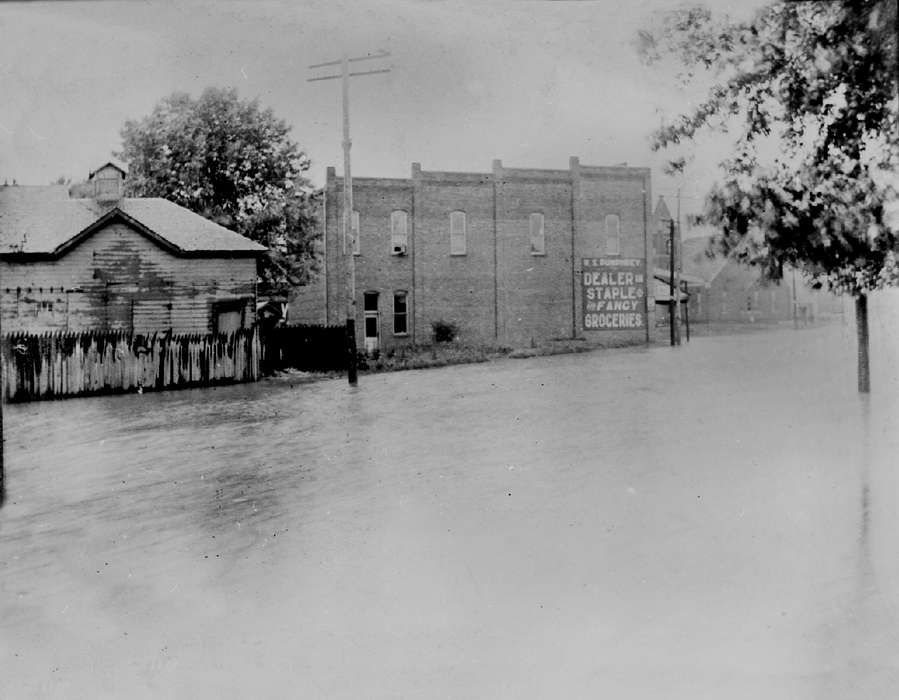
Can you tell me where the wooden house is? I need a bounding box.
[0,163,266,335]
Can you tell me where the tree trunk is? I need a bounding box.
[856,294,870,393]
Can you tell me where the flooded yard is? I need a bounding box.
[2,310,898,699]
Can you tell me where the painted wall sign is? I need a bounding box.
[582,257,646,330]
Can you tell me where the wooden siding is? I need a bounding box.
[0,221,257,334]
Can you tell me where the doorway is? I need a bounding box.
[363,292,380,353]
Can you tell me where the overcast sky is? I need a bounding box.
[1,0,770,216]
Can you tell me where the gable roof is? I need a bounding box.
[0,186,266,258]
[680,235,729,284]
[652,196,672,224]
[89,159,128,178]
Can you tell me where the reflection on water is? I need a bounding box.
[816,394,899,698]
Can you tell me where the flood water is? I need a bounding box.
[2,303,898,699]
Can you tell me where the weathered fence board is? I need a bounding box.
[1,328,260,402]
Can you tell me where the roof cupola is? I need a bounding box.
[88,161,127,206]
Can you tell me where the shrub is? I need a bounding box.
[431,320,458,344]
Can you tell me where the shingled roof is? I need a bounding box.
[0,186,266,258]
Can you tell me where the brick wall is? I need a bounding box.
[496,165,574,346]
[316,158,655,350]
[415,168,496,344]
[572,162,654,345]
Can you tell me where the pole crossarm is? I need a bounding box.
[308,51,390,70]
[308,68,392,82]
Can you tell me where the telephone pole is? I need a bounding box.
[309,51,391,386]
[668,219,679,346]
[674,188,682,346]
[0,301,4,507]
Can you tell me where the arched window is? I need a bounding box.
[605,214,620,256]
[390,210,408,255]
[450,211,466,255]
[529,213,545,255]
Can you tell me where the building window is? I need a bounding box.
[342,210,360,255]
[450,211,466,255]
[529,213,545,255]
[393,291,408,335]
[390,210,408,255]
[213,299,248,334]
[605,214,621,256]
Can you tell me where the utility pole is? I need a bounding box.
[0,299,4,507]
[668,219,679,346]
[309,51,391,386]
[675,188,682,346]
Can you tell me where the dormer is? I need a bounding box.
[89,161,127,205]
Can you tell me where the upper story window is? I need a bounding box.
[605,214,621,256]
[342,209,360,255]
[450,211,467,255]
[391,210,408,255]
[529,213,545,255]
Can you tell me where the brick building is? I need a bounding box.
[295,157,655,350]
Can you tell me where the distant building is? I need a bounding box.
[678,236,844,324]
[649,196,691,320]
[0,162,266,334]
[649,194,843,325]
[292,157,656,350]
[677,236,794,323]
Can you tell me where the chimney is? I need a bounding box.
[89,161,126,206]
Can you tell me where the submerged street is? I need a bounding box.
[2,313,899,699]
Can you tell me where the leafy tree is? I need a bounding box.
[117,87,321,297]
[639,0,899,391]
